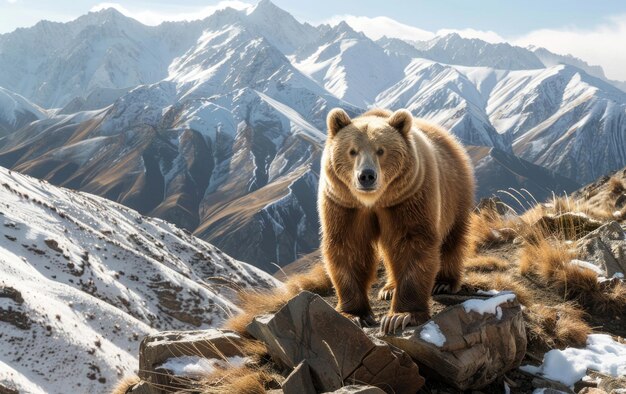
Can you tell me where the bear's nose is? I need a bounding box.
[358,169,377,188]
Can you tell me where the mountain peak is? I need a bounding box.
[86,7,127,21]
[248,0,286,17]
[326,20,363,41]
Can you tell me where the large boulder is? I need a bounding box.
[577,221,626,278]
[370,293,526,390]
[247,291,424,393]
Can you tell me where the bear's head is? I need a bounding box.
[324,108,415,207]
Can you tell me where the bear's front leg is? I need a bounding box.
[378,228,440,334]
[320,199,378,327]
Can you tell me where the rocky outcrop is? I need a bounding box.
[577,221,626,278]
[246,291,425,393]
[370,293,527,390]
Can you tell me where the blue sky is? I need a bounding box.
[3,0,626,79]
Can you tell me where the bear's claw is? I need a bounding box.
[353,314,378,328]
[432,282,451,295]
[377,288,394,301]
[340,312,378,328]
[379,312,430,335]
[379,313,411,334]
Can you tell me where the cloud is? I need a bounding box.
[323,15,434,42]
[514,14,626,81]
[6,0,18,3]
[89,1,252,26]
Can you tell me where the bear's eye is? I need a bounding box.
[349,149,358,156]
[376,148,384,156]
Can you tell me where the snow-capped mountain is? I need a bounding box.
[0,87,47,137]
[407,33,546,70]
[0,0,625,271]
[292,22,407,107]
[0,8,206,108]
[0,166,278,393]
[375,59,509,150]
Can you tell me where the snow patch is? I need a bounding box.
[158,356,248,378]
[419,321,446,347]
[462,293,516,319]
[520,334,626,387]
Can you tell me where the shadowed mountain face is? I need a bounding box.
[0,1,624,271]
[468,146,581,210]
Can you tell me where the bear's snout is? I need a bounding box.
[357,169,377,189]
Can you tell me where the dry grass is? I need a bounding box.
[525,303,591,349]
[519,236,626,314]
[109,375,140,394]
[225,263,332,335]
[518,239,575,278]
[468,210,518,255]
[200,365,282,394]
[465,256,509,272]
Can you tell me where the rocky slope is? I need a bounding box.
[0,166,278,393]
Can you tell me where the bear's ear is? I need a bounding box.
[388,109,413,137]
[327,108,352,137]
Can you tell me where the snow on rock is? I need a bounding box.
[419,321,446,347]
[158,355,248,378]
[521,334,626,387]
[569,259,604,276]
[0,166,279,393]
[462,293,517,319]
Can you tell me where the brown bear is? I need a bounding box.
[318,108,475,334]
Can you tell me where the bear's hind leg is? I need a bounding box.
[435,219,469,294]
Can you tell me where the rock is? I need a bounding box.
[247,291,424,393]
[369,294,526,390]
[323,385,386,393]
[532,213,602,239]
[577,221,626,277]
[283,361,316,394]
[138,329,245,388]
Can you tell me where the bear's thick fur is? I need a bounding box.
[319,108,475,333]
